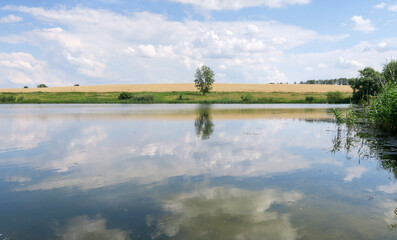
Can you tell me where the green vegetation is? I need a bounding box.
[0,91,352,104]
[383,59,397,83]
[305,96,315,102]
[37,84,48,88]
[349,67,386,102]
[334,59,397,133]
[326,91,348,103]
[118,92,133,100]
[367,83,397,131]
[194,65,215,95]
[300,78,352,85]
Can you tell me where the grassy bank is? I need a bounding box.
[0,91,352,104]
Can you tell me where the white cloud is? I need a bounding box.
[374,2,387,9]
[0,6,344,85]
[0,5,395,86]
[337,57,363,69]
[373,2,397,12]
[344,166,367,182]
[0,14,23,23]
[351,16,375,33]
[0,52,61,86]
[389,4,397,12]
[169,0,311,10]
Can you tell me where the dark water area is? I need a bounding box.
[0,104,396,240]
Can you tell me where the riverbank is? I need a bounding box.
[0,91,352,104]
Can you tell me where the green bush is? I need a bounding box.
[305,96,315,102]
[118,92,133,100]
[23,86,28,88]
[326,91,344,103]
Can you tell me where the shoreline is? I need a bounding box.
[0,90,352,104]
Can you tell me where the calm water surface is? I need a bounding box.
[0,104,396,239]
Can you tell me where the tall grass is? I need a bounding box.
[367,83,397,131]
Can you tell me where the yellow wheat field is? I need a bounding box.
[0,83,353,93]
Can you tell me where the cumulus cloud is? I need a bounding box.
[169,0,311,10]
[0,5,348,86]
[351,16,375,33]
[0,52,67,87]
[0,5,396,87]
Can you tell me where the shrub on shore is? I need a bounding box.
[118,92,133,100]
[305,96,315,102]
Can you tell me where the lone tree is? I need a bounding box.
[194,65,215,95]
[37,84,48,88]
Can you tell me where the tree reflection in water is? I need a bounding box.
[327,119,397,231]
[195,105,214,140]
[330,122,397,179]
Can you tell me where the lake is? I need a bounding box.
[0,104,396,239]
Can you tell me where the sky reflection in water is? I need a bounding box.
[0,104,396,239]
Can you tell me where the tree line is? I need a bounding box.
[299,78,352,85]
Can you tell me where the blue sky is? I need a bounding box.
[0,0,397,88]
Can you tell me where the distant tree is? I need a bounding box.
[350,67,385,101]
[194,65,215,95]
[23,86,28,88]
[74,84,80,87]
[37,84,48,88]
[383,59,397,83]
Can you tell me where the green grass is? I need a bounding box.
[0,91,352,104]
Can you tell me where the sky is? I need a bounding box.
[0,0,397,88]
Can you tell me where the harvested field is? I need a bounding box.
[0,83,353,93]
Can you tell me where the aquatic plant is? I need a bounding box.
[367,83,397,132]
[331,108,344,124]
